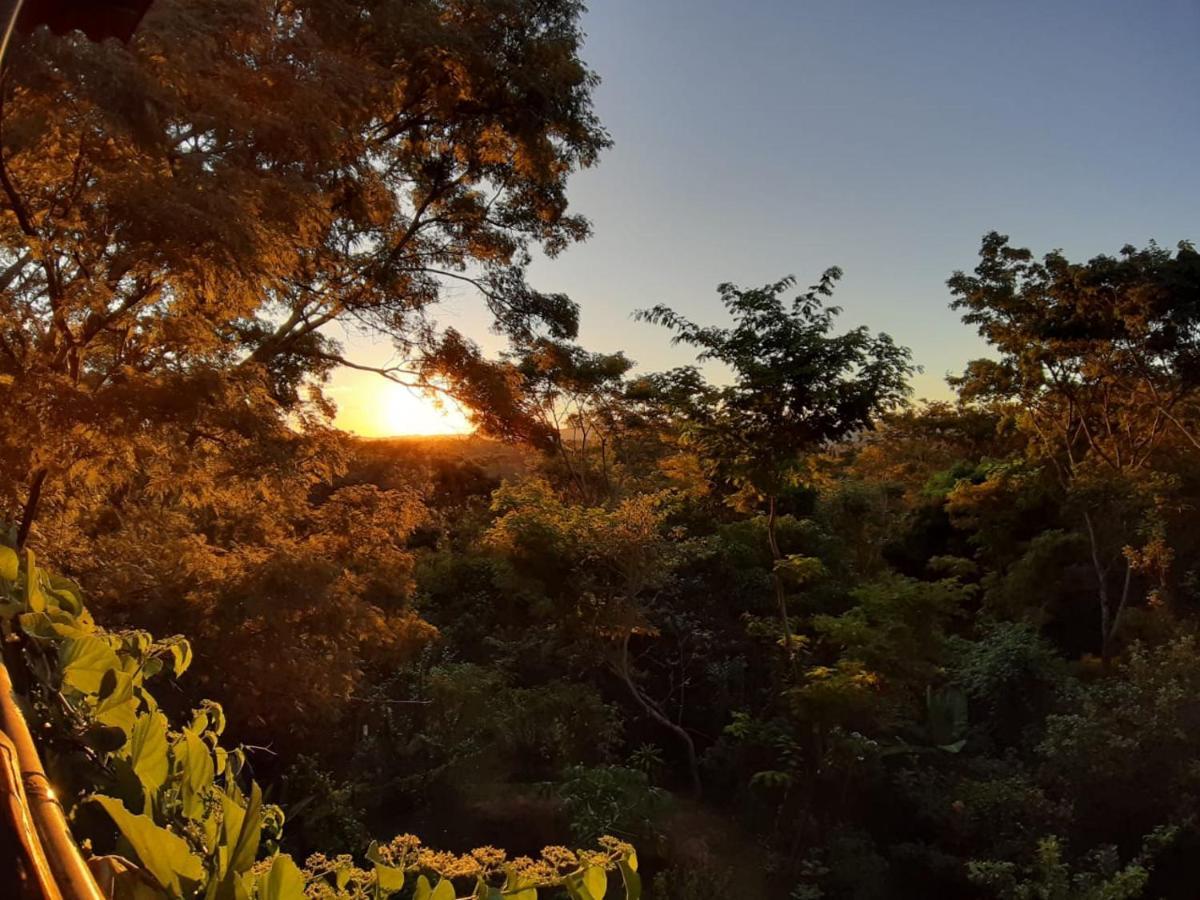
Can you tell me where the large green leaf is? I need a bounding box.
[95,668,138,735]
[169,639,194,677]
[216,781,263,898]
[60,634,122,694]
[256,854,305,900]
[374,862,405,897]
[89,853,169,900]
[562,873,587,900]
[414,875,457,900]
[178,728,215,819]
[582,867,606,899]
[126,712,170,806]
[502,866,536,900]
[92,795,203,897]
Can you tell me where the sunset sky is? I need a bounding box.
[332,0,1200,435]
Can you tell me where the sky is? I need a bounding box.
[331,0,1200,435]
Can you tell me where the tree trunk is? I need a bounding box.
[766,495,797,675]
[15,469,46,551]
[1082,509,1117,668]
[614,633,701,798]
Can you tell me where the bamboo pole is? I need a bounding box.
[0,728,59,899]
[0,662,104,900]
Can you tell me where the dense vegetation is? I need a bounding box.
[1,1,1199,898]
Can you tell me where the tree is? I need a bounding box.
[637,272,913,667]
[950,233,1200,662]
[0,0,608,540]
[484,477,705,796]
[0,0,610,743]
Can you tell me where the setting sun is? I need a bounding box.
[333,376,473,436]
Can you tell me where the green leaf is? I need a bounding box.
[562,873,583,900]
[617,858,640,900]
[257,854,306,900]
[365,839,405,897]
[225,781,264,877]
[583,867,606,899]
[81,723,128,754]
[178,728,215,820]
[88,853,169,900]
[501,867,536,900]
[46,573,84,615]
[60,634,121,694]
[414,875,434,900]
[169,639,193,677]
[18,609,91,641]
[126,712,170,806]
[432,878,456,900]
[374,862,405,896]
[91,795,203,897]
[0,545,17,582]
[96,670,137,736]
[365,840,385,864]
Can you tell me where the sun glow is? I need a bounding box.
[334,378,473,437]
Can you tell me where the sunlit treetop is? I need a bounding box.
[950,233,1200,470]
[637,272,915,495]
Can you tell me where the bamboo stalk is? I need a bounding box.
[0,662,104,900]
[0,728,60,899]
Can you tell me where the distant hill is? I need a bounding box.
[358,433,533,482]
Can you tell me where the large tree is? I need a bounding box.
[951,232,1200,662]
[0,0,608,745]
[0,0,608,535]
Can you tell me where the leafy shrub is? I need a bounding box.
[558,766,669,845]
[1037,638,1200,838]
[950,622,1067,746]
[968,831,1176,900]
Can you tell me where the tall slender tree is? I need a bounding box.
[637,271,913,667]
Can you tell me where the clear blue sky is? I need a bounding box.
[333,0,1199,427]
